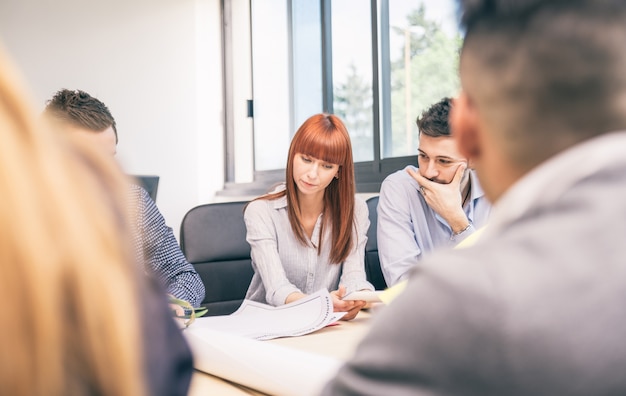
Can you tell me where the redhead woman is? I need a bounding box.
[244,113,373,320]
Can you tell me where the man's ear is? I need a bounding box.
[451,92,481,161]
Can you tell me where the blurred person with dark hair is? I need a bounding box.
[323,0,626,394]
[44,89,205,308]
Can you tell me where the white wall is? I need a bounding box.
[0,0,224,239]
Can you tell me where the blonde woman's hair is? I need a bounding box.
[0,47,145,395]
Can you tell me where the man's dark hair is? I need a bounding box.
[44,89,118,143]
[416,97,452,138]
[458,0,626,170]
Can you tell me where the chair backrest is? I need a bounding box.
[365,196,387,290]
[180,201,253,316]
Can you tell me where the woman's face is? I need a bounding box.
[292,153,339,197]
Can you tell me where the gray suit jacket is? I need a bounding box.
[322,133,626,396]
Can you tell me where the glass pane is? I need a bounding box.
[251,0,291,171]
[292,0,324,129]
[251,0,323,171]
[331,0,374,162]
[385,0,461,158]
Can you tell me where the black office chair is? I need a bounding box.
[365,196,387,290]
[180,201,254,316]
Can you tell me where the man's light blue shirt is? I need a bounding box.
[377,165,491,286]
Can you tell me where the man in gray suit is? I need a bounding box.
[322,0,626,395]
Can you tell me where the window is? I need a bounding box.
[384,0,461,159]
[331,0,374,162]
[221,0,461,195]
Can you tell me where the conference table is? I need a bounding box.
[187,307,379,395]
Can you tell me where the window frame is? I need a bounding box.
[220,0,421,197]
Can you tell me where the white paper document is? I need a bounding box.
[187,288,345,340]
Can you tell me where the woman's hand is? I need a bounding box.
[330,285,367,321]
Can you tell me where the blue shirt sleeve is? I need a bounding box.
[133,185,206,307]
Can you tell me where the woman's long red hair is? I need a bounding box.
[256,113,356,264]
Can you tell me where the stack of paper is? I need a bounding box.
[187,289,345,340]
